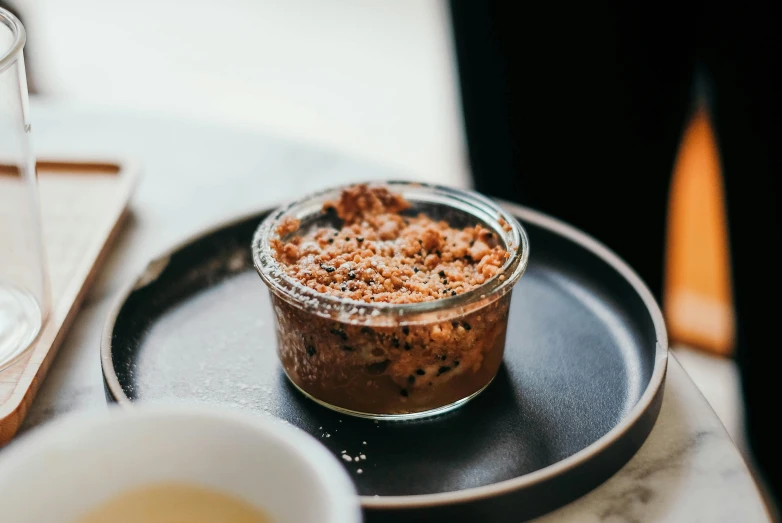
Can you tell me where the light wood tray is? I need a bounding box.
[0,159,138,444]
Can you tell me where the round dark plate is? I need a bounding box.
[102,203,667,523]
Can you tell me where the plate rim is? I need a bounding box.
[100,201,668,510]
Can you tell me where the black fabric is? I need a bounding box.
[450,0,780,506]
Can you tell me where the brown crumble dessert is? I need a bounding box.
[271,184,510,304]
[267,185,514,415]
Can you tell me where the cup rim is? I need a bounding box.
[0,405,362,523]
[0,7,25,73]
[252,180,530,323]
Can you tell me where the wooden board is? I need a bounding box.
[0,159,138,444]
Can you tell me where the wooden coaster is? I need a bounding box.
[0,159,138,444]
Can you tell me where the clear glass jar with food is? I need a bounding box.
[253,182,529,420]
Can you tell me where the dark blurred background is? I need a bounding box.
[448,1,780,512]
[5,0,777,513]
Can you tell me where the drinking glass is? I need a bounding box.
[0,8,48,371]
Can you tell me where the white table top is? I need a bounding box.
[15,100,771,522]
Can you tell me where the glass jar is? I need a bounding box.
[0,8,49,371]
[253,182,529,420]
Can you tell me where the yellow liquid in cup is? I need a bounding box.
[75,483,273,523]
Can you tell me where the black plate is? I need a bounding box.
[102,204,667,523]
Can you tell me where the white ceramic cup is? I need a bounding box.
[0,406,361,523]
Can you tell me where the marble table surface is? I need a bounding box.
[11,100,771,522]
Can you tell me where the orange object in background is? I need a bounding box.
[664,107,734,356]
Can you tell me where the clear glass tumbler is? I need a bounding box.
[0,8,48,371]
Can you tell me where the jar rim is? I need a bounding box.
[252,181,529,322]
